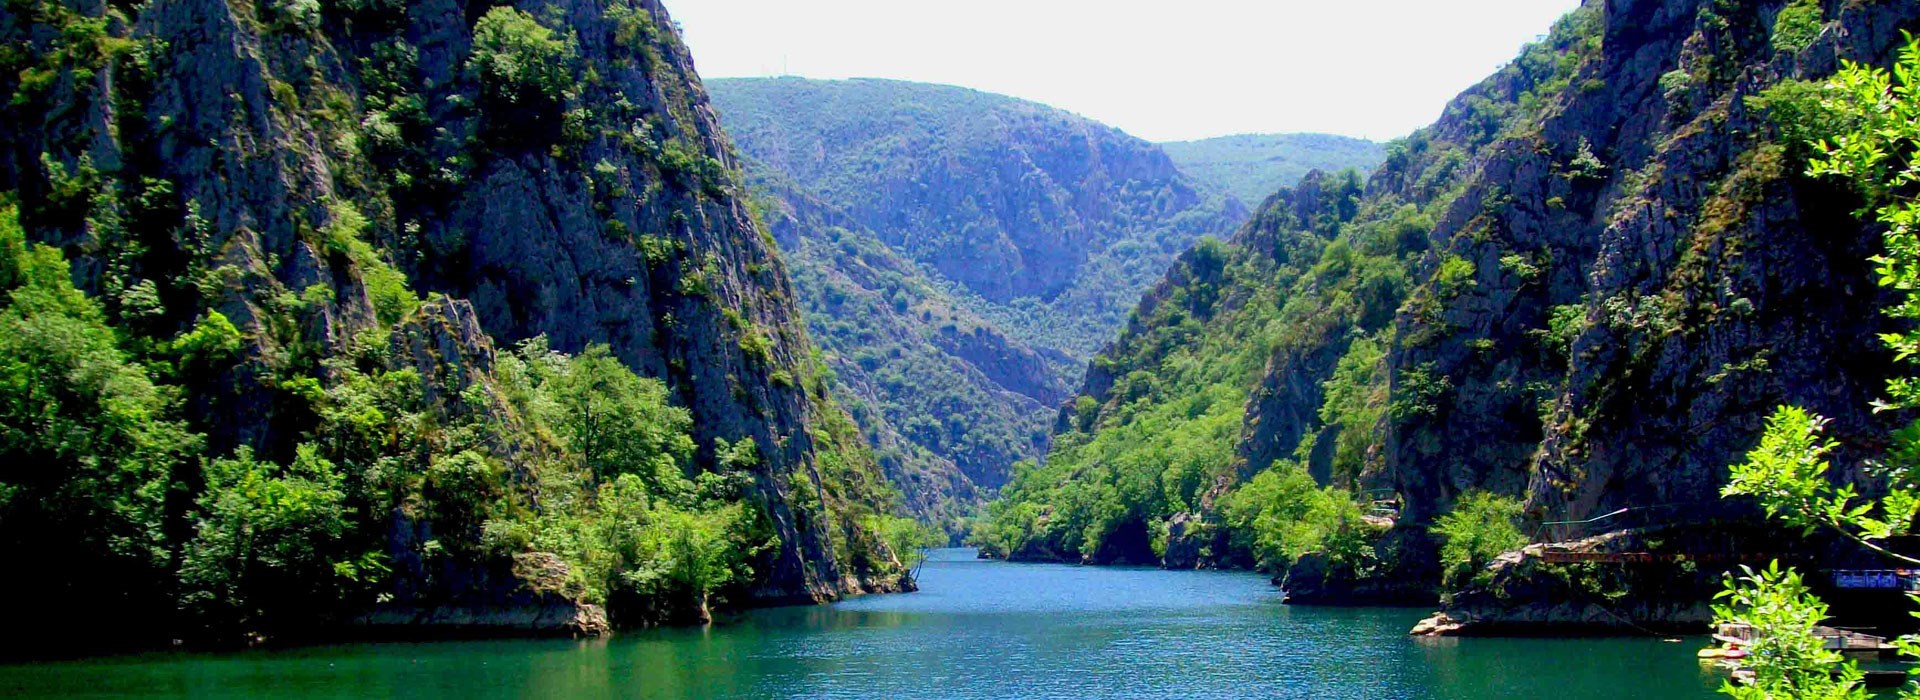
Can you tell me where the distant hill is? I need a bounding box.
[1161,133,1386,204]
[709,77,1247,513]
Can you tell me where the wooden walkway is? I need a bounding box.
[1538,550,1792,565]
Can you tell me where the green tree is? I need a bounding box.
[1714,563,1868,700]
[466,6,577,133]
[544,344,696,498]
[867,514,943,574]
[1218,465,1374,573]
[1770,0,1825,55]
[620,500,760,623]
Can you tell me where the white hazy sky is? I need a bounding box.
[662,0,1583,143]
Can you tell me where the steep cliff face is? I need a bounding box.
[980,0,1920,599]
[0,0,907,649]
[1383,0,1918,529]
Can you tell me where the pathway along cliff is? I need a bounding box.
[0,550,1724,699]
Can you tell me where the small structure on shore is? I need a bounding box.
[1713,623,1899,658]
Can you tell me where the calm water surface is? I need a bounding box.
[0,548,1722,698]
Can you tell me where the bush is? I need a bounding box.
[1434,254,1477,297]
[467,7,578,132]
[1433,491,1527,588]
[1770,0,1824,55]
[0,201,200,628]
[177,445,372,634]
[1747,78,1855,159]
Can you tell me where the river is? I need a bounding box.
[0,548,1723,698]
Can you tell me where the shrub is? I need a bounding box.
[467,7,578,133]
[1434,254,1477,298]
[177,445,370,633]
[1433,491,1527,588]
[0,202,200,624]
[1770,0,1824,55]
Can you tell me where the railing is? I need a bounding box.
[1530,501,1730,542]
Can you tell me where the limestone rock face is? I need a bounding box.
[359,551,612,639]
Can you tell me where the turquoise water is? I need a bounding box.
[0,548,1723,698]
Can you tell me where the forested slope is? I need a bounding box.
[1161,133,1385,205]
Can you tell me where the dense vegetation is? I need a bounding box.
[0,0,922,651]
[754,173,1053,535]
[1161,133,1387,206]
[974,0,1612,565]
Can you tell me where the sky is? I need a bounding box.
[662,0,1583,143]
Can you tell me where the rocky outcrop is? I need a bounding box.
[359,552,610,639]
[1412,526,1807,636]
[1281,526,1440,607]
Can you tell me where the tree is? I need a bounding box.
[1218,464,1374,573]
[177,445,377,637]
[545,344,696,499]
[466,6,578,137]
[1714,563,1868,700]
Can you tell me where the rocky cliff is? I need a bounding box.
[0,0,909,651]
[979,0,1920,619]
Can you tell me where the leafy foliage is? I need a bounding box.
[1770,0,1826,56]
[1218,465,1377,573]
[1432,491,1527,588]
[178,445,369,634]
[467,7,579,138]
[0,0,916,651]
[1714,563,1868,700]
[0,202,199,632]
